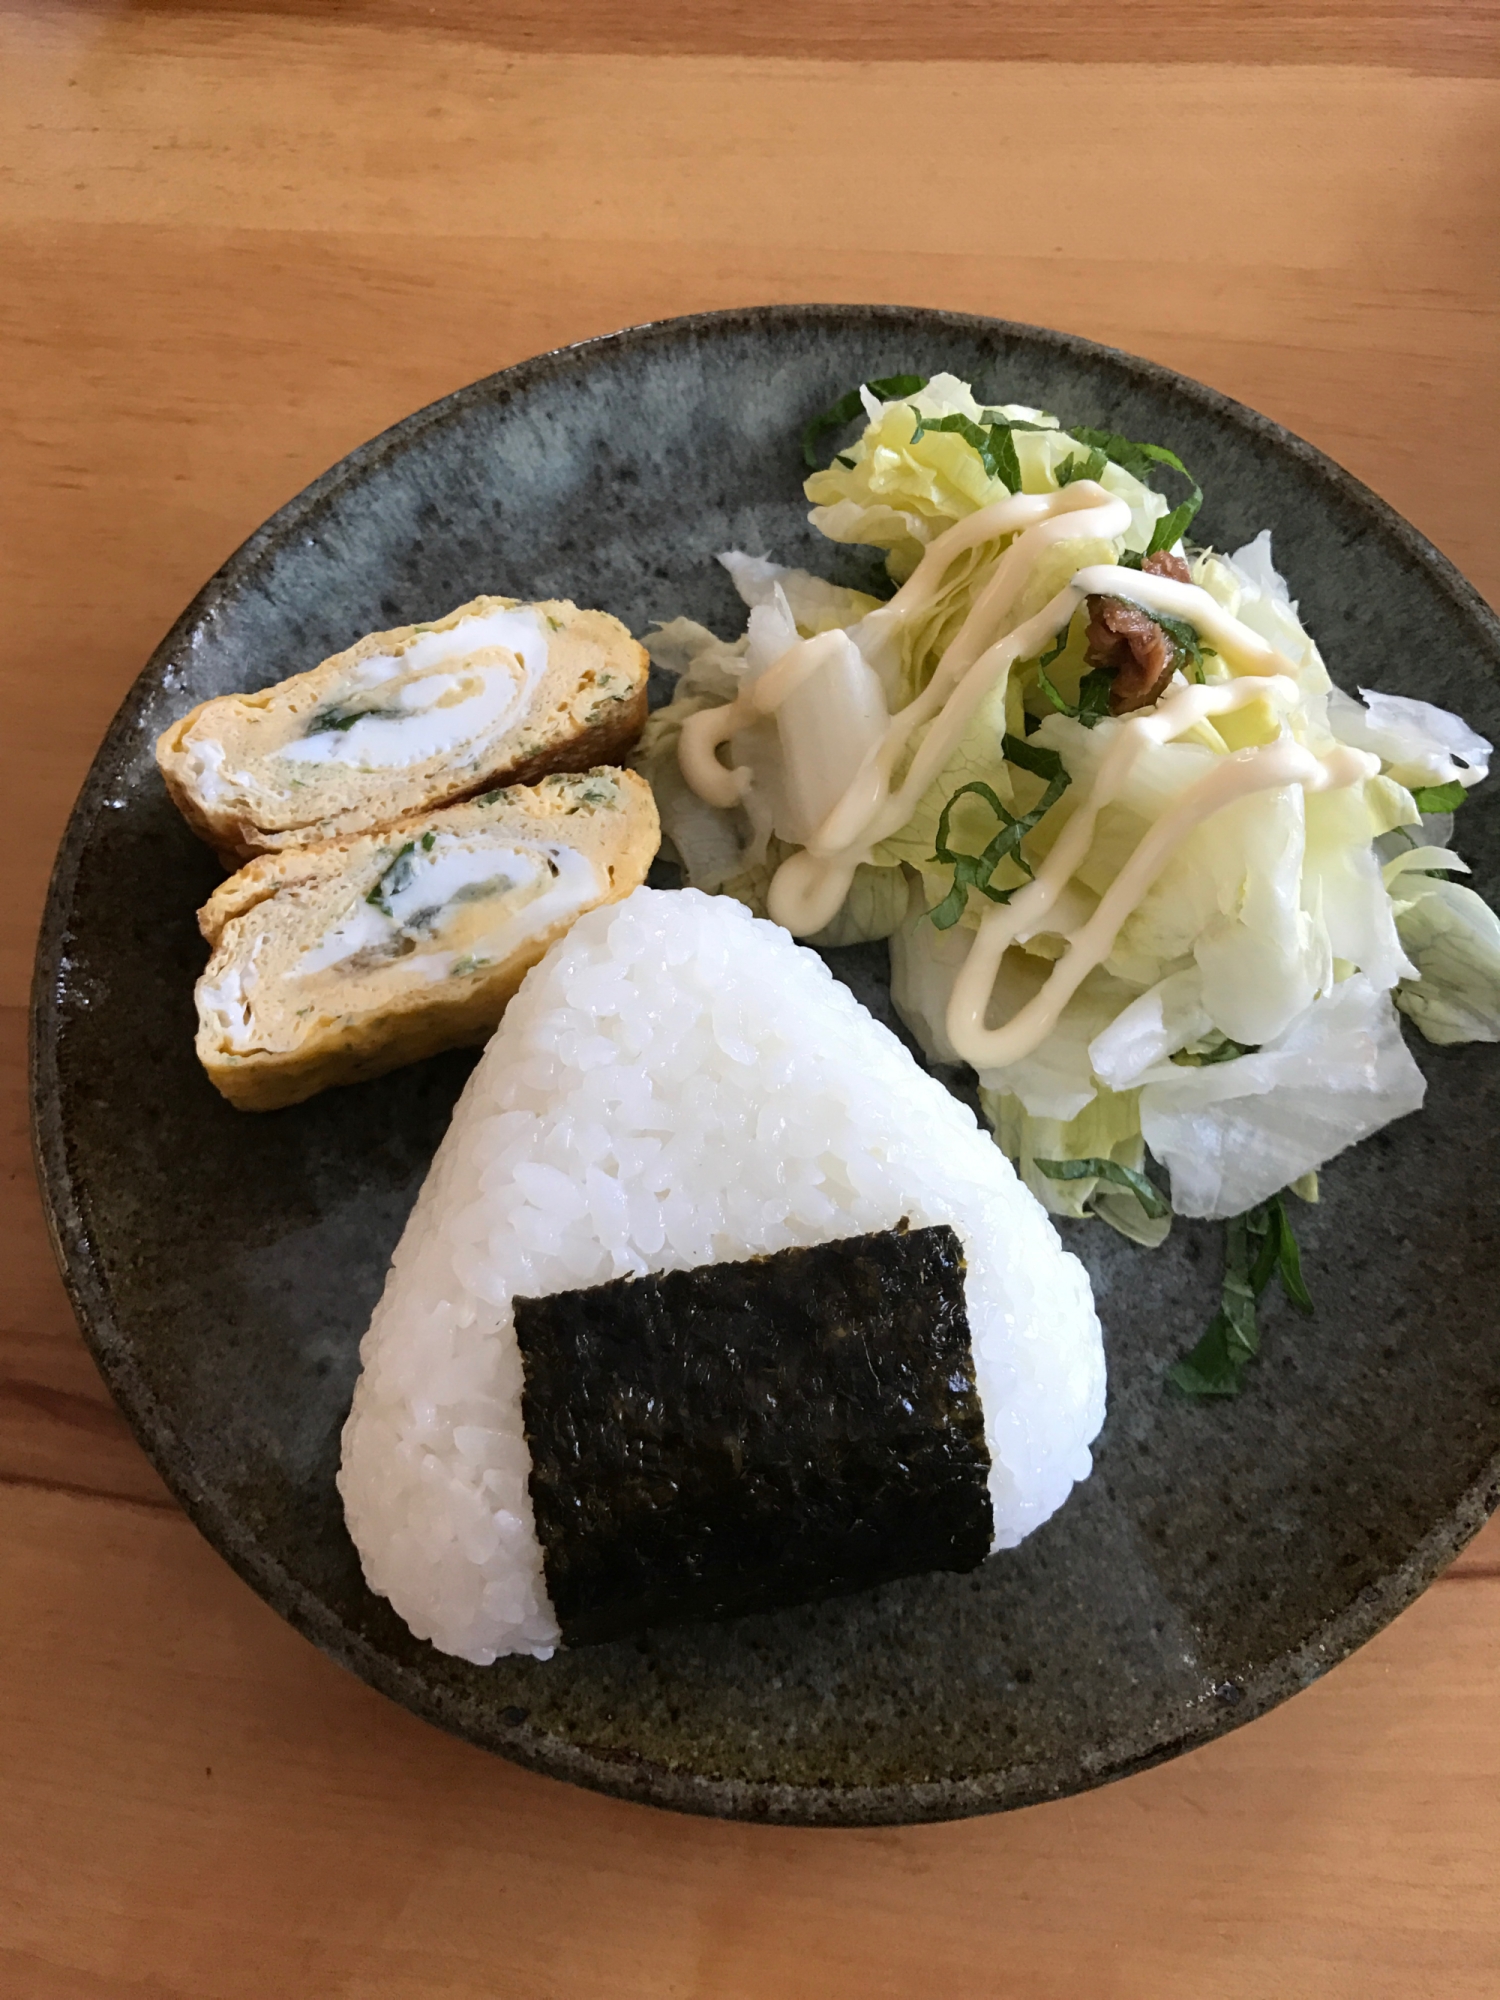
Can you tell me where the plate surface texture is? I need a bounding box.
[32,305,1500,1824]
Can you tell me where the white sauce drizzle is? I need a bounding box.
[944,679,1378,1069]
[676,471,1370,1075]
[681,487,1146,936]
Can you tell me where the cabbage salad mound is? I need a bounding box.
[637,373,1500,1394]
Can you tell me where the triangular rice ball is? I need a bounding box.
[339,888,1104,1663]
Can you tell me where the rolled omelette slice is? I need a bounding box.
[194,767,659,1110]
[157,596,650,861]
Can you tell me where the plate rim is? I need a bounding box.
[29,301,1500,1825]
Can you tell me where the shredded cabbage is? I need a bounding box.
[1386,851,1500,1045]
[1192,531,1329,697]
[639,376,1500,1252]
[804,375,1165,581]
[718,551,882,636]
[1137,975,1426,1218]
[633,619,750,892]
[870,675,1023,918]
[1088,967,1215,1090]
[1328,686,1492,791]
[982,1082,1169,1246]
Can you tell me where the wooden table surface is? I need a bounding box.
[4,4,1500,1993]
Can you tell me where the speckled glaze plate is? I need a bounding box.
[32,306,1500,1825]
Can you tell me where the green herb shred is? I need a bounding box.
[906,409,1052,495]
[306,704,367,734]
[1411,779,1468,814]
[1168,1191,1314,1396]
[1037,624,1071,671]
[1170,1036,1256,1067]
[1148,608,1216,682]
[1063,426,1204,554]
[1032,614,1113,730]
[366,841,417,915]
[926,735,1070,930]
[1055,445,1110,487]
[800,374,930,468]
[1034,1156,1171,1219]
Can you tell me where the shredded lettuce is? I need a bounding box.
[633,619,751,892]
[888,874,969,1064]
[1137,974,1426,1219]
[869,672,1021,914]
[907,408,1052,495]
[719,551,883,636]
[1387,855,1500,1045]
[803,863,909,947]
[642,376,1500,1294]
[638,596,902,942]
[1035,1155,1169,1218]
[804,376,1168,580]
[1061,427,1202,553]
[981,964,1143,1123]
[981,1079,1169,1246]
[1327,685,1491,790]
[1088,967,1215,1089]
[683,833,903,944]
[876,531,1020,710]
[801,373,930,469]
[805,393,1011,579]
[1192,532,1329,696]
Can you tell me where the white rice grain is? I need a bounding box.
[338,888,1105,1664]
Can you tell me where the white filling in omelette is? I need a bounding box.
[199,833,601,1054]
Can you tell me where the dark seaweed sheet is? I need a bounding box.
[515,1223,994,1646]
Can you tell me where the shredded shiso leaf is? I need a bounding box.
[927,738,1070,931]
[1168,1190,1314,1396]
[367,840,417,914]
[1411,779,1468,813]
[907,409,1055,495]
[1061,427,1203,553]
[1034,1156,1170,1219]
[1031,615,1114,727]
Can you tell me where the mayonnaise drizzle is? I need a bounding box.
[676,477,1323,992]
[945,678,1380,1070]
[765,586,1085,936]
[680,485,1142,935]
[856,482,1126,681]
[679,483,1122,814]
[678,628,854,809]
[1068,566,1298,679]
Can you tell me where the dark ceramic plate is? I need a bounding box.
[32,306,1500,1825]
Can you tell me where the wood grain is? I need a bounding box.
[2,4,1499,1991]
[52,0,1500,75]
[4,1487,1500,2000]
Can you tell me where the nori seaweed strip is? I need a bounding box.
[515,1222,994,1646]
